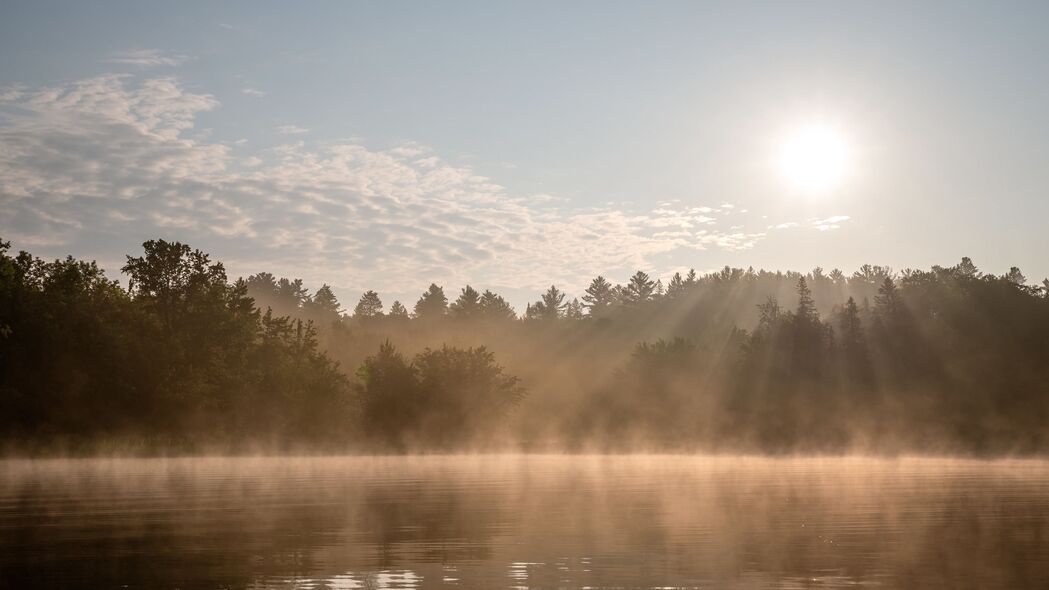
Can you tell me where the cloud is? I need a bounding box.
[767,216,850,232]
[276,124,309,135]
[0,84,27,101]
[0,74,774,296]
[242,87,267,98]
[105,49,191,68]
[812,215,851,231]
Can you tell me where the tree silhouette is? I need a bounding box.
[275,278,309,310]
[356,341,420,447]
[624,271,656,304]
[450,285,481,319]
[836,297,871,384]
[5,237,1049,455]
[311,284,342,317]
[479,289,516,320]
[1004,267,1027,286]
[354,290,383,317]
[666,272,686,298]
[582,276,616,315]
[527,285,567,320]
[388,300,409,318]
[414,283,448,319]
[564,298,584,319]
[356,342,525,448]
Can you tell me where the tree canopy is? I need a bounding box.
[3,237,1049,455]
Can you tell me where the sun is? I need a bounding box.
[777,123,851,194]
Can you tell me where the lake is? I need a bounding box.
[1,455,1048,589]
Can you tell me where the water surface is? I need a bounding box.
[1,455,1048,589]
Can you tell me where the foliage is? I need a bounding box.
[357,342,524,448]
[414,283,448,319]
[4,237,1049,455]
[354,290,384,318]
[0,239,352,451]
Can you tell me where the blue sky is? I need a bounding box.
[2,1,1047,310]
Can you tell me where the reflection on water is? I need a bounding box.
[1,455,1048,589]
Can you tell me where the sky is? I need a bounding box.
[1,1,1047,310]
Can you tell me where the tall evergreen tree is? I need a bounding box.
[837,297,863,349]
[526,285,567,321]
[684,268,697,286]
[794,277,819,326]
[666,272,686,298]
[354,290,383,317]
[624,271,656,304]
[275,278,309,310]
[388,300,409,318]
[564,298,584,319]
[582,276,615,314]
[310,284,342,316]
[450,285,482,319]
[954,256,980,278]
[539,285,567,319]
[414,283,448,319]
[479,290,516,320]
[874,277,902,318]
[1004,267,1027,286]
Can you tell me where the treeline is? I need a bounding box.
[2,237,1048,454]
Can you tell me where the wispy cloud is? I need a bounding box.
[0,75,779,295]
[105,49,191,68]
[767,217,850,232]
[276,124,309,135]
[812,215,851,231]
[242,87,266,98]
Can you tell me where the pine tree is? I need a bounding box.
[874,277,901,318]
[354,290,383,317]
[1004,267,1026,286]
[414,283,448,319]
[756,296,781,334]
[538,285,566,320]
[311,284,341,316]
[479,290,516,320]
[564,298,584,319]
[582,276,615,314]
[795,277,819,325]
[954,257,979,278]
[276,278,309,310]
[388,300,409,318]
[450,285,481,319]
[624,270,656,304]
[666,272,685,298]
[838,297,863,351]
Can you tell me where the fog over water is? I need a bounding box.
[3,455,1049,589]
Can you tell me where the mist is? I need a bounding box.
[4,455,1049,588]
[3,238,1047,457]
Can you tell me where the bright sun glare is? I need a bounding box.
[778,124,851,195]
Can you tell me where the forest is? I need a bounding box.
[2,237,1048,455]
